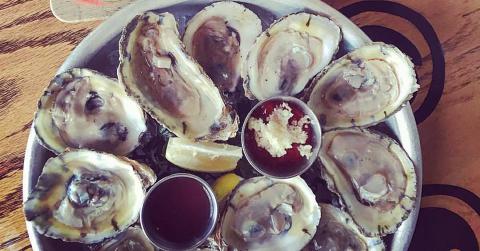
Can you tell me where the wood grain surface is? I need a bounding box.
[0,0,479,250]
[50,0,133,22]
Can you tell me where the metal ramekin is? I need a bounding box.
[140,173,218,251]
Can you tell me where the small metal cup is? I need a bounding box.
[140,173,218,250]
[241,96,322,179]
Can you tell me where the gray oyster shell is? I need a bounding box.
[34,68,147,155]
[24,149,156,244]
[305,43,418,131]
[118,12,239,141]
[319,128,416,237]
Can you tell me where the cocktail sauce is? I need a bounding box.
[243,99,319,177]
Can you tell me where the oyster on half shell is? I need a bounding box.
[305,42,418,130]
[34,68,147,155]
[183,1,262,92]
[195,237,223,251]
[98,225,157,251]
[303,204,385,251]
[319,128,417,237]
[244,12,341,100]
[220,176,320,251]
[24,150,156,244]
[118,12,238,141]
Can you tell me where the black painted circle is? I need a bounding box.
[410,207,478,251]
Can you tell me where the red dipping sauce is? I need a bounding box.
[242,97,321,178]
[141,174,217,250]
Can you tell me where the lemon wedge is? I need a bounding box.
[165,137,243,172]
[213,173,243,201]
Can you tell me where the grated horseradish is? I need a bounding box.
[247,102,312,158]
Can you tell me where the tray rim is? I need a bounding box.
[22,0,423,250]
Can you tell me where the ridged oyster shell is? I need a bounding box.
[118,12,239,141]
[24,149,156,244]
[34,68,147,155]
[303,204,385,251]
[319,128,417,237]
[244,12,341,100]
[98,225,157,251]
[305,42,418,130]
[183,1,262,92]
[220,176,320,251]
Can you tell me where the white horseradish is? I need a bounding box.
[247,102,312,158]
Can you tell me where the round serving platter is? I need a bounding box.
[23,0,423,250]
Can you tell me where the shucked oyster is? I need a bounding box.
[183,1,262,92]
[305,43,418,130]
[220,176,320,251]
[24,150,156,244]
[195,237,223,251]
[303,204,384,251]
[98,225,156,251]
[319,128,417,236]
[244,13,341,100]
[34,68,146,155]
[118,12,239,141]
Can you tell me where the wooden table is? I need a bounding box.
[0,0,478,250]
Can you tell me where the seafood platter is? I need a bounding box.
[23,0,422,250]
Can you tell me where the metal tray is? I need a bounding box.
[23,0,423,250]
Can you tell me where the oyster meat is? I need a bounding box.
[24,149,156,243]
[183,1,262,92]
[305,42,418,130]
[118,12,238,141]
[319,128,417,236]
[34,68,147,155]
[98,225,156,251]
[244,13,341,100]
[220,176,320,251]
[303,204,384,251]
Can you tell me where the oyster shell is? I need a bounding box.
[303,204,385,251]
[34,68,147,155]
[183,1,262,92]
[319,128,417,236]
[24,149,156,244]
[244,12,341,100]
[118,12,238,141]
[220,176,320,251]
[196,237,223,251]
[98,225,156,251]
[305,42,418,130]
